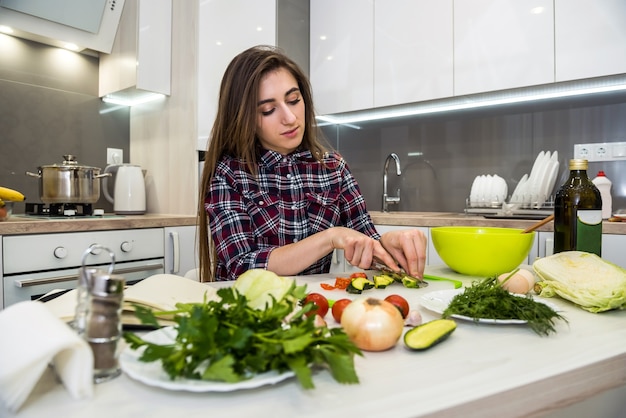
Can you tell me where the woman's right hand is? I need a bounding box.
[329,227,399,272]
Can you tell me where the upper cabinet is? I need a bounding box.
[374,0,453,108]
[311,0,626,115]
[310,0,374,115]
[99,0,172,101]
[453,0,554,96]
[197,0,308,150]
[555,0,626,82]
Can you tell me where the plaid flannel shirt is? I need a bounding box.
[205,148,379,281]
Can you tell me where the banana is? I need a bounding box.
[0,186,25,201]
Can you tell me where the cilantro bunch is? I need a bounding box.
[123,284,362,389]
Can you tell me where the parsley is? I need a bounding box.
[442,276,567,336]
[123,284,362,388]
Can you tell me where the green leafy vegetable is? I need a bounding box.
[123,282,362,389]
[442,277,567,336]
[533,251,626,313]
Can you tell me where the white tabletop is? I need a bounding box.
[5,266,626,418]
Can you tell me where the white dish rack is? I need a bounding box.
[465,150,559,218]
[465,198,554,218]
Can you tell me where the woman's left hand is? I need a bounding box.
[379,229,427,278]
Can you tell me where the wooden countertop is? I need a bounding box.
[0,214,198,235]
[1,211,625,235]
[369,211,626,235]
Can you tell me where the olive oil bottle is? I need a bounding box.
[553,159,602,256]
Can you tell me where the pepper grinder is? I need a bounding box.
[75,245,116,335]
[85,271,125,383]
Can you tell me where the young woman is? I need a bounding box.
[198,45,426,282]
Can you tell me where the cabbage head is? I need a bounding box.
[233,269,299,310]
[533,251,626,313]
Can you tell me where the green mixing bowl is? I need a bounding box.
[430,226,535,277]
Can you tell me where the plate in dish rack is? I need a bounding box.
[419,289,559,325]
[120,327,295,392]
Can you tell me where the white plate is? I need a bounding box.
[419,289,559,325]
[120,327,295,392]
[612,213,626,219]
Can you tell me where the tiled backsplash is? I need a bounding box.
[0,36,129,214]
[322,93,626,214]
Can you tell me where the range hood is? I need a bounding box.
[0,0,125,54]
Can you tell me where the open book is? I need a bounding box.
[44,274,220,327]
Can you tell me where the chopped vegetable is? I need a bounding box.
[124,281,361,389]
[442,277,567,336]
[320,276,352,291]
[404,319,457,350]
[346,277,375,294]
[533,251,626,313]
[373,274,395,288]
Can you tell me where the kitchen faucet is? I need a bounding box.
[382,153,401,212]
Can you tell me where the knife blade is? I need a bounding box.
[370,258,429,288]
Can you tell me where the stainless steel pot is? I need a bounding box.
[26,155,111,204]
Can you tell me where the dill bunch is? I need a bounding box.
[442,276,567,336]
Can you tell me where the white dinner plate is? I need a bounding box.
[120,327,296,392]
[419,289,559,325]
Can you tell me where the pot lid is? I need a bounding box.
[40,155,100,170]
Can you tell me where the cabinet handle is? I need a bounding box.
[14,263,164,288]
[545,238,554,257]
[169,231,180,274]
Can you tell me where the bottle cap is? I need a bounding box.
[597,170,606,177]
[569,159,588,170]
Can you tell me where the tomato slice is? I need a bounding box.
[334,277,352,289]
[349,272,367,279]
[321,276,361,291]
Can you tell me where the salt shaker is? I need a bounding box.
[85,271,125,383]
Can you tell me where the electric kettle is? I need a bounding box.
[102,164,146,214]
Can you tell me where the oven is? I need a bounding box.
[2,228,165,308]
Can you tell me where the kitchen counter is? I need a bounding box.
[2,211,625,235]
[369,211,626,235]
[5,266,625,418]
[0,214,198,235]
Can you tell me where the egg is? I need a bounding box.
[497,269,535,294]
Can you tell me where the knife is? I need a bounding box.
[370,258,429,288]
[371,258,463,289]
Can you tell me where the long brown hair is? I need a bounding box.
[197,45,329,281]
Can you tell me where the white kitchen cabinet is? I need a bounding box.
[537,231,555,259]
[0,236,3,310]
[555,0,626,82]
[454,0,554,96]
[310,0,374,115]
[99,0,172,100]
[374,0,453,107]
[196,0,309,151]
[531,231,625,269]
[164,226,198,279]
[601,234,626,269]
[197,0,276,150]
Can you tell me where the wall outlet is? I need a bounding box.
[107,148,123,164]
[573,142,626,162]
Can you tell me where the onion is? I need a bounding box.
[340,297,404,351]
[497,268,535,294]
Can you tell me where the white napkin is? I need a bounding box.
[0,301,94,412]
